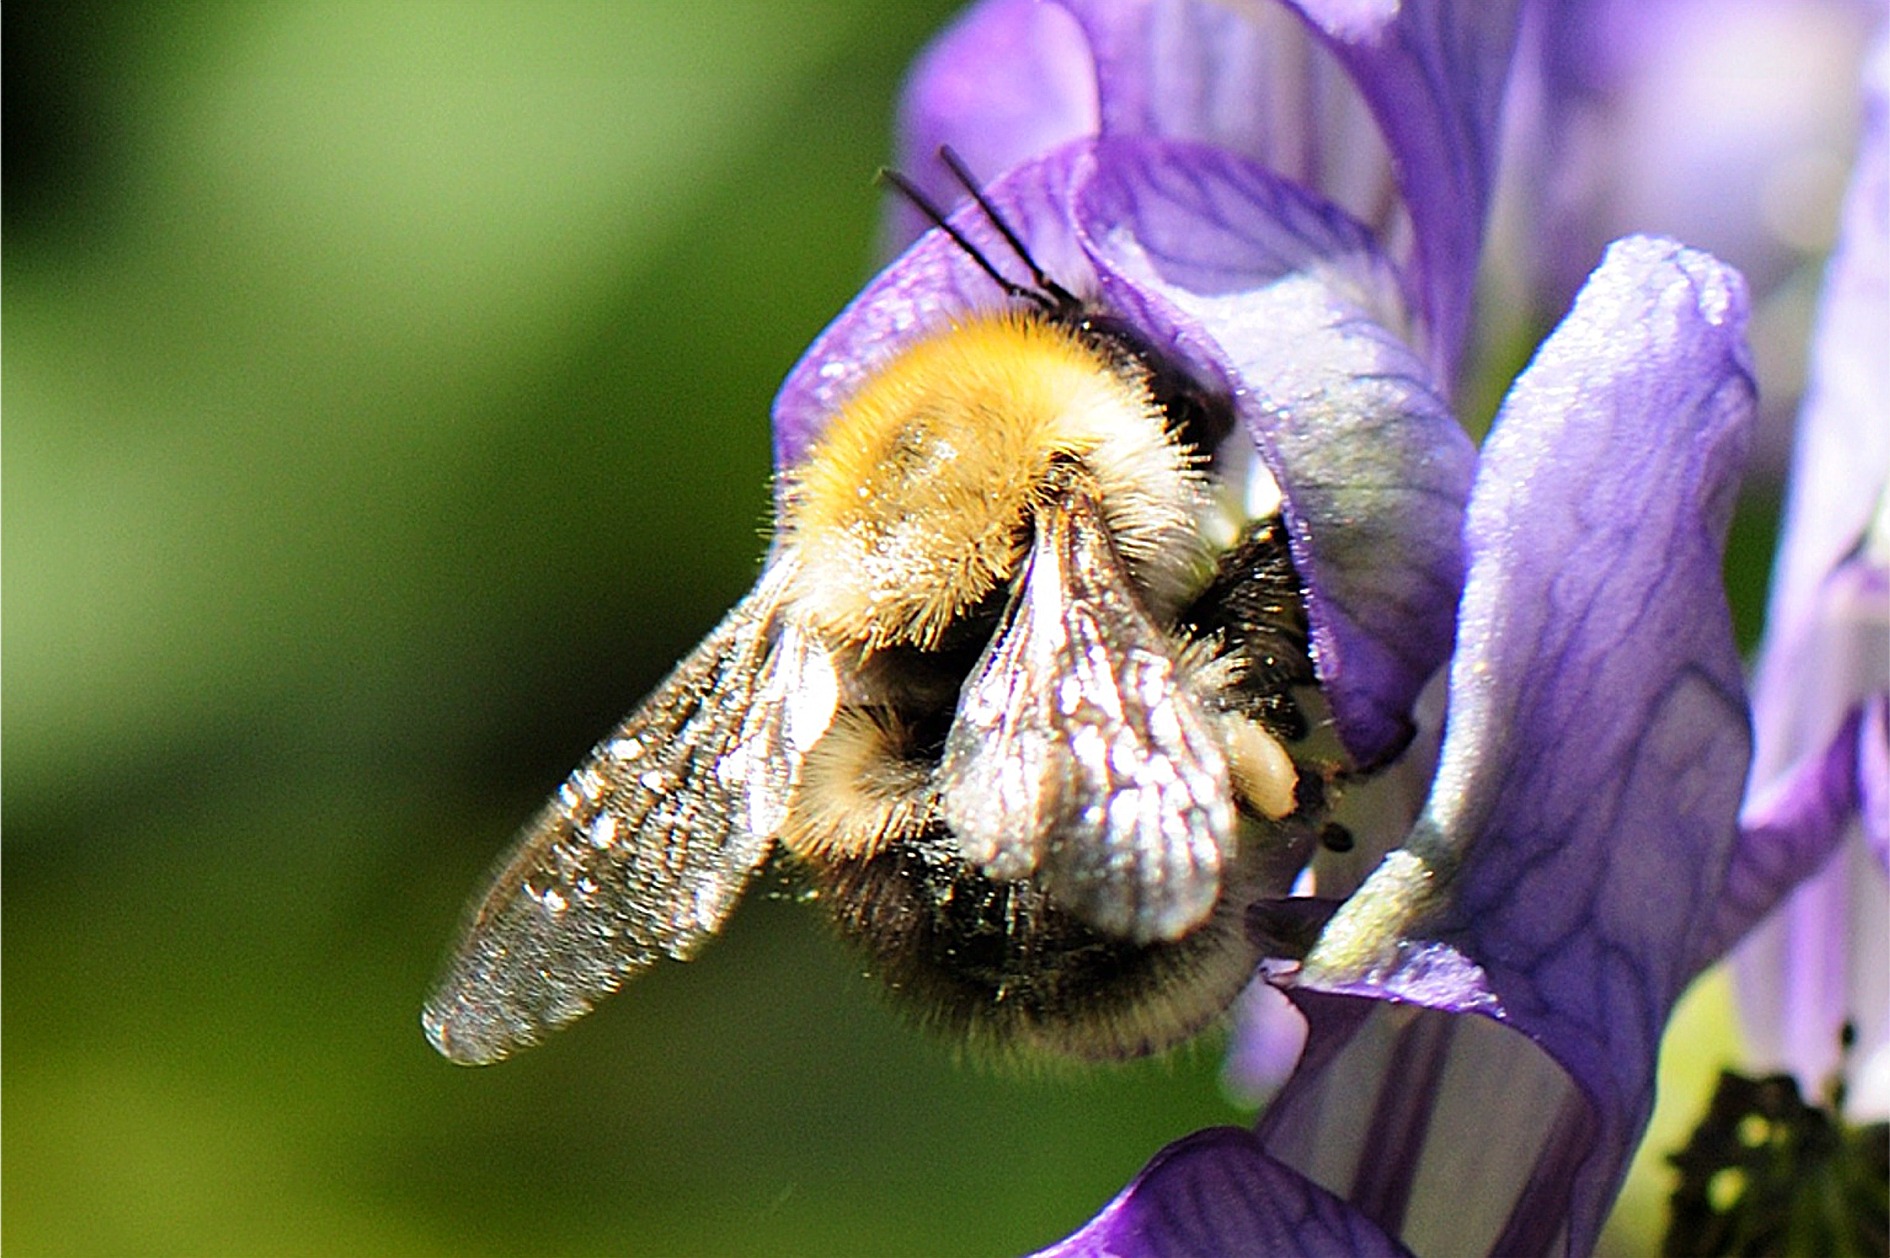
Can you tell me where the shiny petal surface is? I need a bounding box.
[1290,237,1756,1253]
[1033,1126,1411,1258]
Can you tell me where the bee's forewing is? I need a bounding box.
[939,485,1233,944]
[423,558,825,1066]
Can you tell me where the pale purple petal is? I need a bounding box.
[1290,237,1756,1253]
[890,0,1099,246]
[773,139,1472,765]
[1284,0,1524,379]
[1707,702,1875,964]
[940,0,1393,218]
[1051,0,1410,320]
[1032,1125,1411,1258]
[1732,27,1890,1116]
[888,0,1329,243]
[1721,697,1889,1112]
[1257,993,1590,1256]
[1743,28,1889,792]
[1057,0,1333,167]
[1864,696,1890,865]
[1222,978,1310,1105]
[1068,0,1525,378]
[1731,760,1890,1116]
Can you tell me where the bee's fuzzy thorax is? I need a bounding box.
[780,311,1208,650]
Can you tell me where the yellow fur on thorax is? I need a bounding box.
[781,312,1203,650]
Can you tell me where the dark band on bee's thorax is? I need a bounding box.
[1176,515,1316,743]
[1064,312,1239,460]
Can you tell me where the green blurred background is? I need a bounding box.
[4,3,1789,1255]
[4,4,1259,1254]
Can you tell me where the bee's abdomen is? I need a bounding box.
[806,828,1263,1062]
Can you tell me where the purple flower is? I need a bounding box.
[1726,30,1890,1121]
[770,1,1786,1253]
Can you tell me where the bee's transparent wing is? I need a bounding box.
[423,557,834,1065]
[939,485,1234,944]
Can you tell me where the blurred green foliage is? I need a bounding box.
[4,4,1251,1254]
[4,3,1784,1256]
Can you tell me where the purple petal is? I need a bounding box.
[1865,697,1890,867]
[1032,1125,1412,1258]
[1743,28,1889,789]
[890,0,1099,247]
[1283,0,1523,380]
[1054,0,1420,348]
[1057,0,1335,167]
[1709,702,1875,965]
[773,139,1472,768]
[1222,978,1310,1105]
[1730,731,1890,1116]
[1257,992,1591,1256]
[888,0,1341,248]
[909,0,1389,211]
[892,0,1523,384]
[1292,237,1756,1253]
[1723,696,1889,1115]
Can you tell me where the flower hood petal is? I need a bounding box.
[1282,0,1523,378]
[894,0,1523,381]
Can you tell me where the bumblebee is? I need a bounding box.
[424,159,1332,1066]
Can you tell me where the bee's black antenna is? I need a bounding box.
[934,146,1081,311]
[878,148,1080,317]
[878,165,1053,313]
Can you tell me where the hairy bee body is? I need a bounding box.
[424,301,1329,1068]
[812,827,1277,1062]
